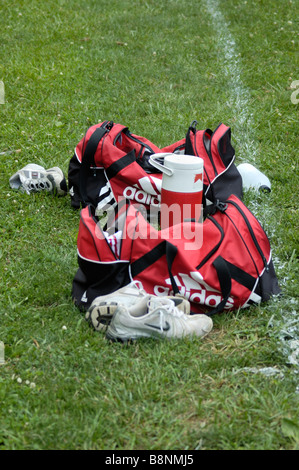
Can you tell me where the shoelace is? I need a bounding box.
[124,281,147,297]
[148,297,187,332]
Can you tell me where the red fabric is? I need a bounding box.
[77,195,272,314]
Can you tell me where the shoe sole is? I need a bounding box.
[86,301,119,331]
[105,318,213,343]
[86,297,190,333]
[105,328,212,343]
[106,329,152,343]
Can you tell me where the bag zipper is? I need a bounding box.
[125,132,156,156]
[196,215,224,269]
[226,199,269,271]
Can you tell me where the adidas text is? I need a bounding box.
[123,185,160,206]
[154,272,235,309]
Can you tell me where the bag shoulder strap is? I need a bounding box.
[79,121,113,205]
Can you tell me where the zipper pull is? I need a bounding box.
[215,200,228,213]
[103,120,114,131]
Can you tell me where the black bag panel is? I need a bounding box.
[217,127,235,168]
[68,153,82,209]
[68,152,112,209]
[255,257,281,302]
[72,257,131,310]
[205,163,243,203]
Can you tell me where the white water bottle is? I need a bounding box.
[237,163,271,193]
[149,153,204,229]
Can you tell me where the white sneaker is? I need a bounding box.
[105,297,213,342]
[9,164,67,196]
[85,281,190,331]
[46,167,68,196]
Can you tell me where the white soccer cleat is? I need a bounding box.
[85,281,190,332]
[9,164,67,196]
[45,167,68,196]
[105,296,213,342]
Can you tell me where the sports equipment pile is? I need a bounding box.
[68,119,280,341]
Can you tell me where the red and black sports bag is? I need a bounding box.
[72,195,280,315]
[68,120,242,213]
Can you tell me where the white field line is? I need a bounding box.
[203,0,299,373]
[203,0,257,163]
[0,80,4,104]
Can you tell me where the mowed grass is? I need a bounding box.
[0,0,298,450]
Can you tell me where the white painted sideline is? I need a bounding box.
[202,0,257,164]
[202,0,299,374]
[0,81,4,104]
[0,341,5,364]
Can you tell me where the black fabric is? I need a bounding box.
[131,240,179,294]
[209,256,232,315]
[82,125,108,166]
[221,258,256,292]
[217,128,235,167]
[206,164,243,205]
[165,242,180,295]
[80,124,110,206]
[184,121,197,156]
[68,152,83,209]
[105,150,137,180]
[130,242,167,277]
[72,259,131,310]
[255,258,281,301]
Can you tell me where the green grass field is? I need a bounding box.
[0,0,298,450]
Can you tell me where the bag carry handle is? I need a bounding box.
[149,153,174,176]
[130,239,179,295]
[131,248,232,315]
[209,256,232,315]
[79,121,113,206]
